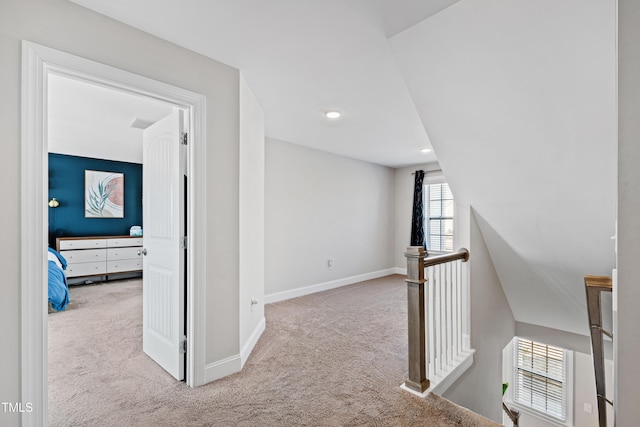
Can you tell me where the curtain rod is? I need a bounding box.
[411,169,442,175]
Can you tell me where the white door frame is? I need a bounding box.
[21,41,208,426]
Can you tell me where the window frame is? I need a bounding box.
[505,337,574,427]
[423,177,454,254]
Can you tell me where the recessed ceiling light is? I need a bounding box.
[420,148,432,153]
[325,110,341,119]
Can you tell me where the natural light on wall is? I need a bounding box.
[424,182,454,252]
[503,337,573,426]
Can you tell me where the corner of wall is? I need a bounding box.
[240,317,266,368]
[393,162,442,270]
[442,206,515,423]
[239,73,265,366]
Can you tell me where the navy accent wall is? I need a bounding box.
[48,153,142,247]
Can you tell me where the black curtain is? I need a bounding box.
[410,170,425,247]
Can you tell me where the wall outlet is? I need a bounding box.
[583,403,592,413]
[327,258,334,269]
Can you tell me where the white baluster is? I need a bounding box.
[407,249,470,395]
[436,264,442,374]
[440,263,446,368]
[428,266,435,379]
[456,261,466,351]
[452,259,458,358]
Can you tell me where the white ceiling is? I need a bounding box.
[48,73,174,163]
[67,0,464,167]
[390,0,617,335]
[64,0,618,336]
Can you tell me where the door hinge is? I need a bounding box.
[180,132,188,145]
[180,337,187,353]
[180,236,188,249]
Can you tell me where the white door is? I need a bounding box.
[142,109,186,380]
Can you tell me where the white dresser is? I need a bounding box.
[56,236,143,279]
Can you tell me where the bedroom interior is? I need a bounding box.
[46,72,173,293]
[46,71,184,415]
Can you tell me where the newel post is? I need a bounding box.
[404,245,429,393]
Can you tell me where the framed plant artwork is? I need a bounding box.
[85,170,124,218]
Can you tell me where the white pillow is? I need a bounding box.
[48,251,63,270]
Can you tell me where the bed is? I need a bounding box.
[48,247,70,311]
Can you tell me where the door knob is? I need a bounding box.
[139,248,148,256]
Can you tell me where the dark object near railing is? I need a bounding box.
[585,275,613,427]
[502,402,520,426]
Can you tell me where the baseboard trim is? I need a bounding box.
[203,354,242,385]
[429,349,475,395]
[265,268,396,304]
[400,349,476,397]
[241,317,266,368]
[202,318,265,384]
[394,267,407,275]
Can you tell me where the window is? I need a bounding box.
[513,338,571,423]
[424,182,454,252]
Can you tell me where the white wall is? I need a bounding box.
[265,138,395,300]
[574,354,614,427]
[393,162,442,271]
[390,0,617,337]
[616,0,640,424]
[239,74,265,364]
[0,0,245,424]
[443,207,515,422]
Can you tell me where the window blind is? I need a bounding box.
[425,183,454,252]
[514,338,567,421]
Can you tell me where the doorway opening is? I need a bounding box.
[22,41,207,426]
[47,70,188,388]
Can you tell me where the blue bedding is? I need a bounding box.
[48,247,70,311]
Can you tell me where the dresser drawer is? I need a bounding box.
[106,238,143,248]
[59,239,107,250]
[107,259,142,273]
[66,262,107,278]
[107,247,142,261]
[62,249,107,263]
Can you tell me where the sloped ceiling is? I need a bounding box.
[390,0,617,335]
[67,0,618,336]
[68,0,462,167]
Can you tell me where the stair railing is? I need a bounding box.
[403,246,470,394]
[502,402,520,426]
[584,275,613,427]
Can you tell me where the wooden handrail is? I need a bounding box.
[502,402,520,426]
[403,246,470,395]
[423,248,470,268]
[584,275,612,427]
[585,275,613,291]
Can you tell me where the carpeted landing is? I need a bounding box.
[48,275,499,426]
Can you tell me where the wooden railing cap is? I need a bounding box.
[422,248,469,268]
[584,275,612,291]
